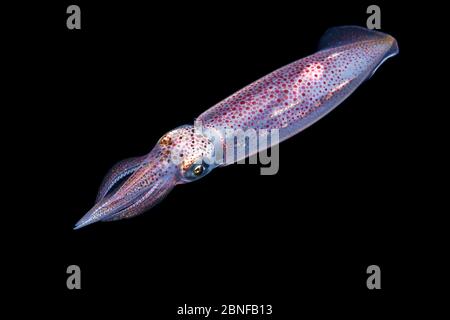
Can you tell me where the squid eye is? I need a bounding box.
[183,161,212,182]
[192,164,204,176]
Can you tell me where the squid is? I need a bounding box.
[74,26,398,229]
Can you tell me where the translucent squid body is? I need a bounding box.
[74,26,398,229]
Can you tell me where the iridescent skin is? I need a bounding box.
[74,26,398,229]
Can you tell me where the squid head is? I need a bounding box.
[74,125,219,229]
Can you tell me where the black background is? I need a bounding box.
[13,0,444,317]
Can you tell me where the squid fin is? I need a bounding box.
[318,26,393,50]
